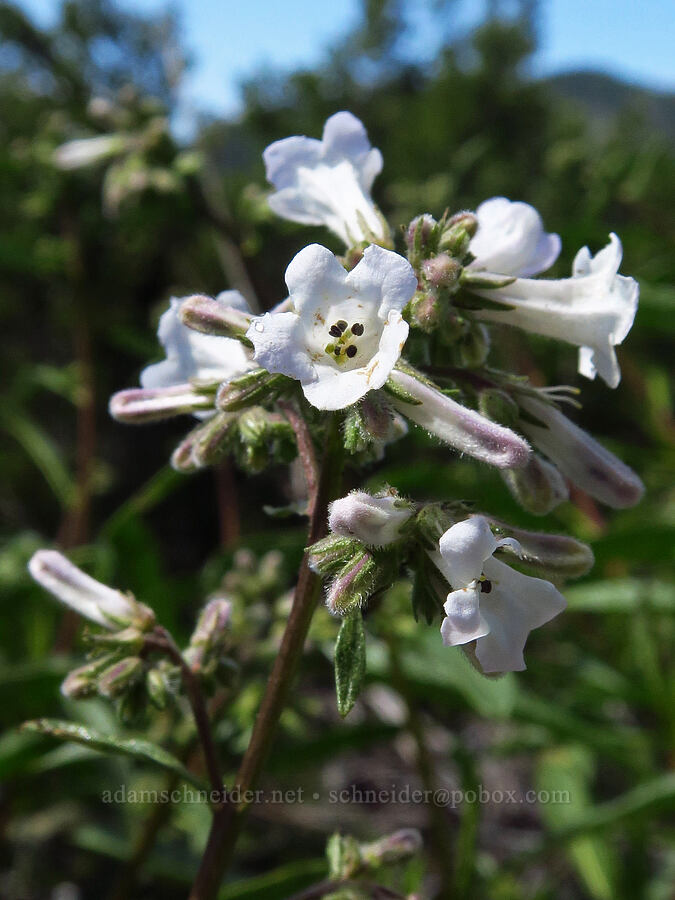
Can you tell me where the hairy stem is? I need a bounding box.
[189,415,344,900]
[279,399,319,516]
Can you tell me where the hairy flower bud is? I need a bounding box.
[408,290,440,333]
[406,214,437,252]
[179,294,253,342]
[490,520,594,579]
[171,411,238,471]
[98,656,143,698]
[325,548,379,616]
[388,369,530,469]
[501,454,569,515]
[422,253,461,290]
[360,829,423,868]
[110,384,213,423]
[60,663,100,699]
[439,212,478,258]
[328,490,414,548]
[217,369,289,412]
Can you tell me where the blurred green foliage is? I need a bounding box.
[0,0,673,897]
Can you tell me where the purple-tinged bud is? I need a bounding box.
[191,598,232,649]
[217,369,289,412]
[519,396,644,508]
[60,663,100,699]
[171,411,238,471]
[328,490,414,548]
[109,384,213,423]
[98,656,143,698]
[501,454,569,515]
[388,369,531,470]
[439,212,478,257]
[406,214,437,251]
[179,294,252,343]
[360,829,423,868]
[28,550,143,629]
[408,291,440,333]
[422,253,461,289]
[490,519,594,580]
[326,548,378,616]
[446,209,479,237]
[146,667,169,709]
[307,534,361,576]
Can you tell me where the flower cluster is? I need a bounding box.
[37,111,644,684]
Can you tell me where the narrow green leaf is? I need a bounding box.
[0,407,74,505]
[20,719,206,789]
[334,610,367,718]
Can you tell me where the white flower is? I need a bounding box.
[472,233,638,388]
[246,243,416,410]
[28,550,139,629]
[388,370,531,469]
[328,490,413,547]
[519,395,644,508]
[469,197,561,277]
[141,291,253,396]
[53,134,127,170]
[430,517,566,673]
[263,111,389,248]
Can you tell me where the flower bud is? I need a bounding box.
[459,322,490,367]
[307,534,361,575]
[109,384,213,423]
[491,520,594,579]
[388,369,531,469]
[179,294,252,343]
[408,290,440,333]
[501,454,569,515]
[146,667,170,709]
[98,657,144,698]
[325,548,378,616]
[519,396,644,508]
[28,550,147,629]
[439,213,478,258]
[60,663,100,699]
[171,411,238,471]
[360,829,423,868]
[478,388,520,427]
[405,214,437,252]
[217,369,289,412]
[422,253,461,290]
[328,490,414,548]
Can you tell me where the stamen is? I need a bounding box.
[336,320,348,332]
[351,323,364,336]
[329,325,342,338]
[480,580,492,594]
[346,345,357,358]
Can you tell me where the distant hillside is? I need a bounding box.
[543,70,675,142]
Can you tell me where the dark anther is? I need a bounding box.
[346,345,357,358]
[334,346,341,356]
[351,322,364,335]
[329,325,342,337]
[336,320,348,332]
[480,579,492,594]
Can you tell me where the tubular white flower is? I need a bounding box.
[430,517,566,673]
[263,111,389,247]
[469,197,561,277]
[141,292,253,392]
[246,243,416,410]
[328,490,413,548]
[472,234,638,388]
[28,550,137,629]
[519,395,645,508]
[53,134,127,170]
[388,370,531,469]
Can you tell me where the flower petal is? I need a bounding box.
[263,135,322,190]
[438,516,498,587]
[440,585,489,646]
[322,111,383,189]
[470,197,561,277]
[346,245,418,319]
[284,243,349,314]
[246,311,316,383]
[475,558,566,673]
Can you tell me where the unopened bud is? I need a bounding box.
[308,534,361,575]
[519,396,644,508]
[146,667,169,709]
[388,369,530,470]
[326,548,378,616]
[459,323,490,367]
[408,291,440,333]
[191,598,232,649]
[360,828,423,868]
[110,384,213,423]
[98,656,143,698]
[179,294,252,343]
[87,625,145,652]
[438,213,478,258]
[491,520,594,579]
[60,663,99,699]
[217,369,289,412]
[501,454,569,515]
[172,411,238,471]
[328,490,413,548]
[478,388,519,428]
[406,214,437,252]
[422,253,461,290]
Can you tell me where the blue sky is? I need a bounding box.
[18,0,675,125]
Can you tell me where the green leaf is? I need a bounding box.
[334,609,367,718]
[0,407,75,505]
[20,719,206,789]
[565,578,675,612]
